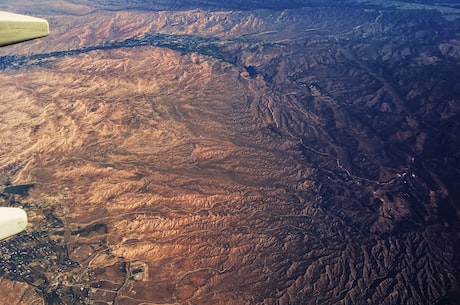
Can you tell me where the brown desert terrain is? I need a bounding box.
[0,1,459,304]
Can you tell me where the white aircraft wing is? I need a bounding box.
[0,11,47,239]
[0,11,49,46]
[0,207,28,241]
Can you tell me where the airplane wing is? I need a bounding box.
[0,207,28,241]
[0,11,47,240]
[0,11,49,46]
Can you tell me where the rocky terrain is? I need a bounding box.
[0,1,459,304]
